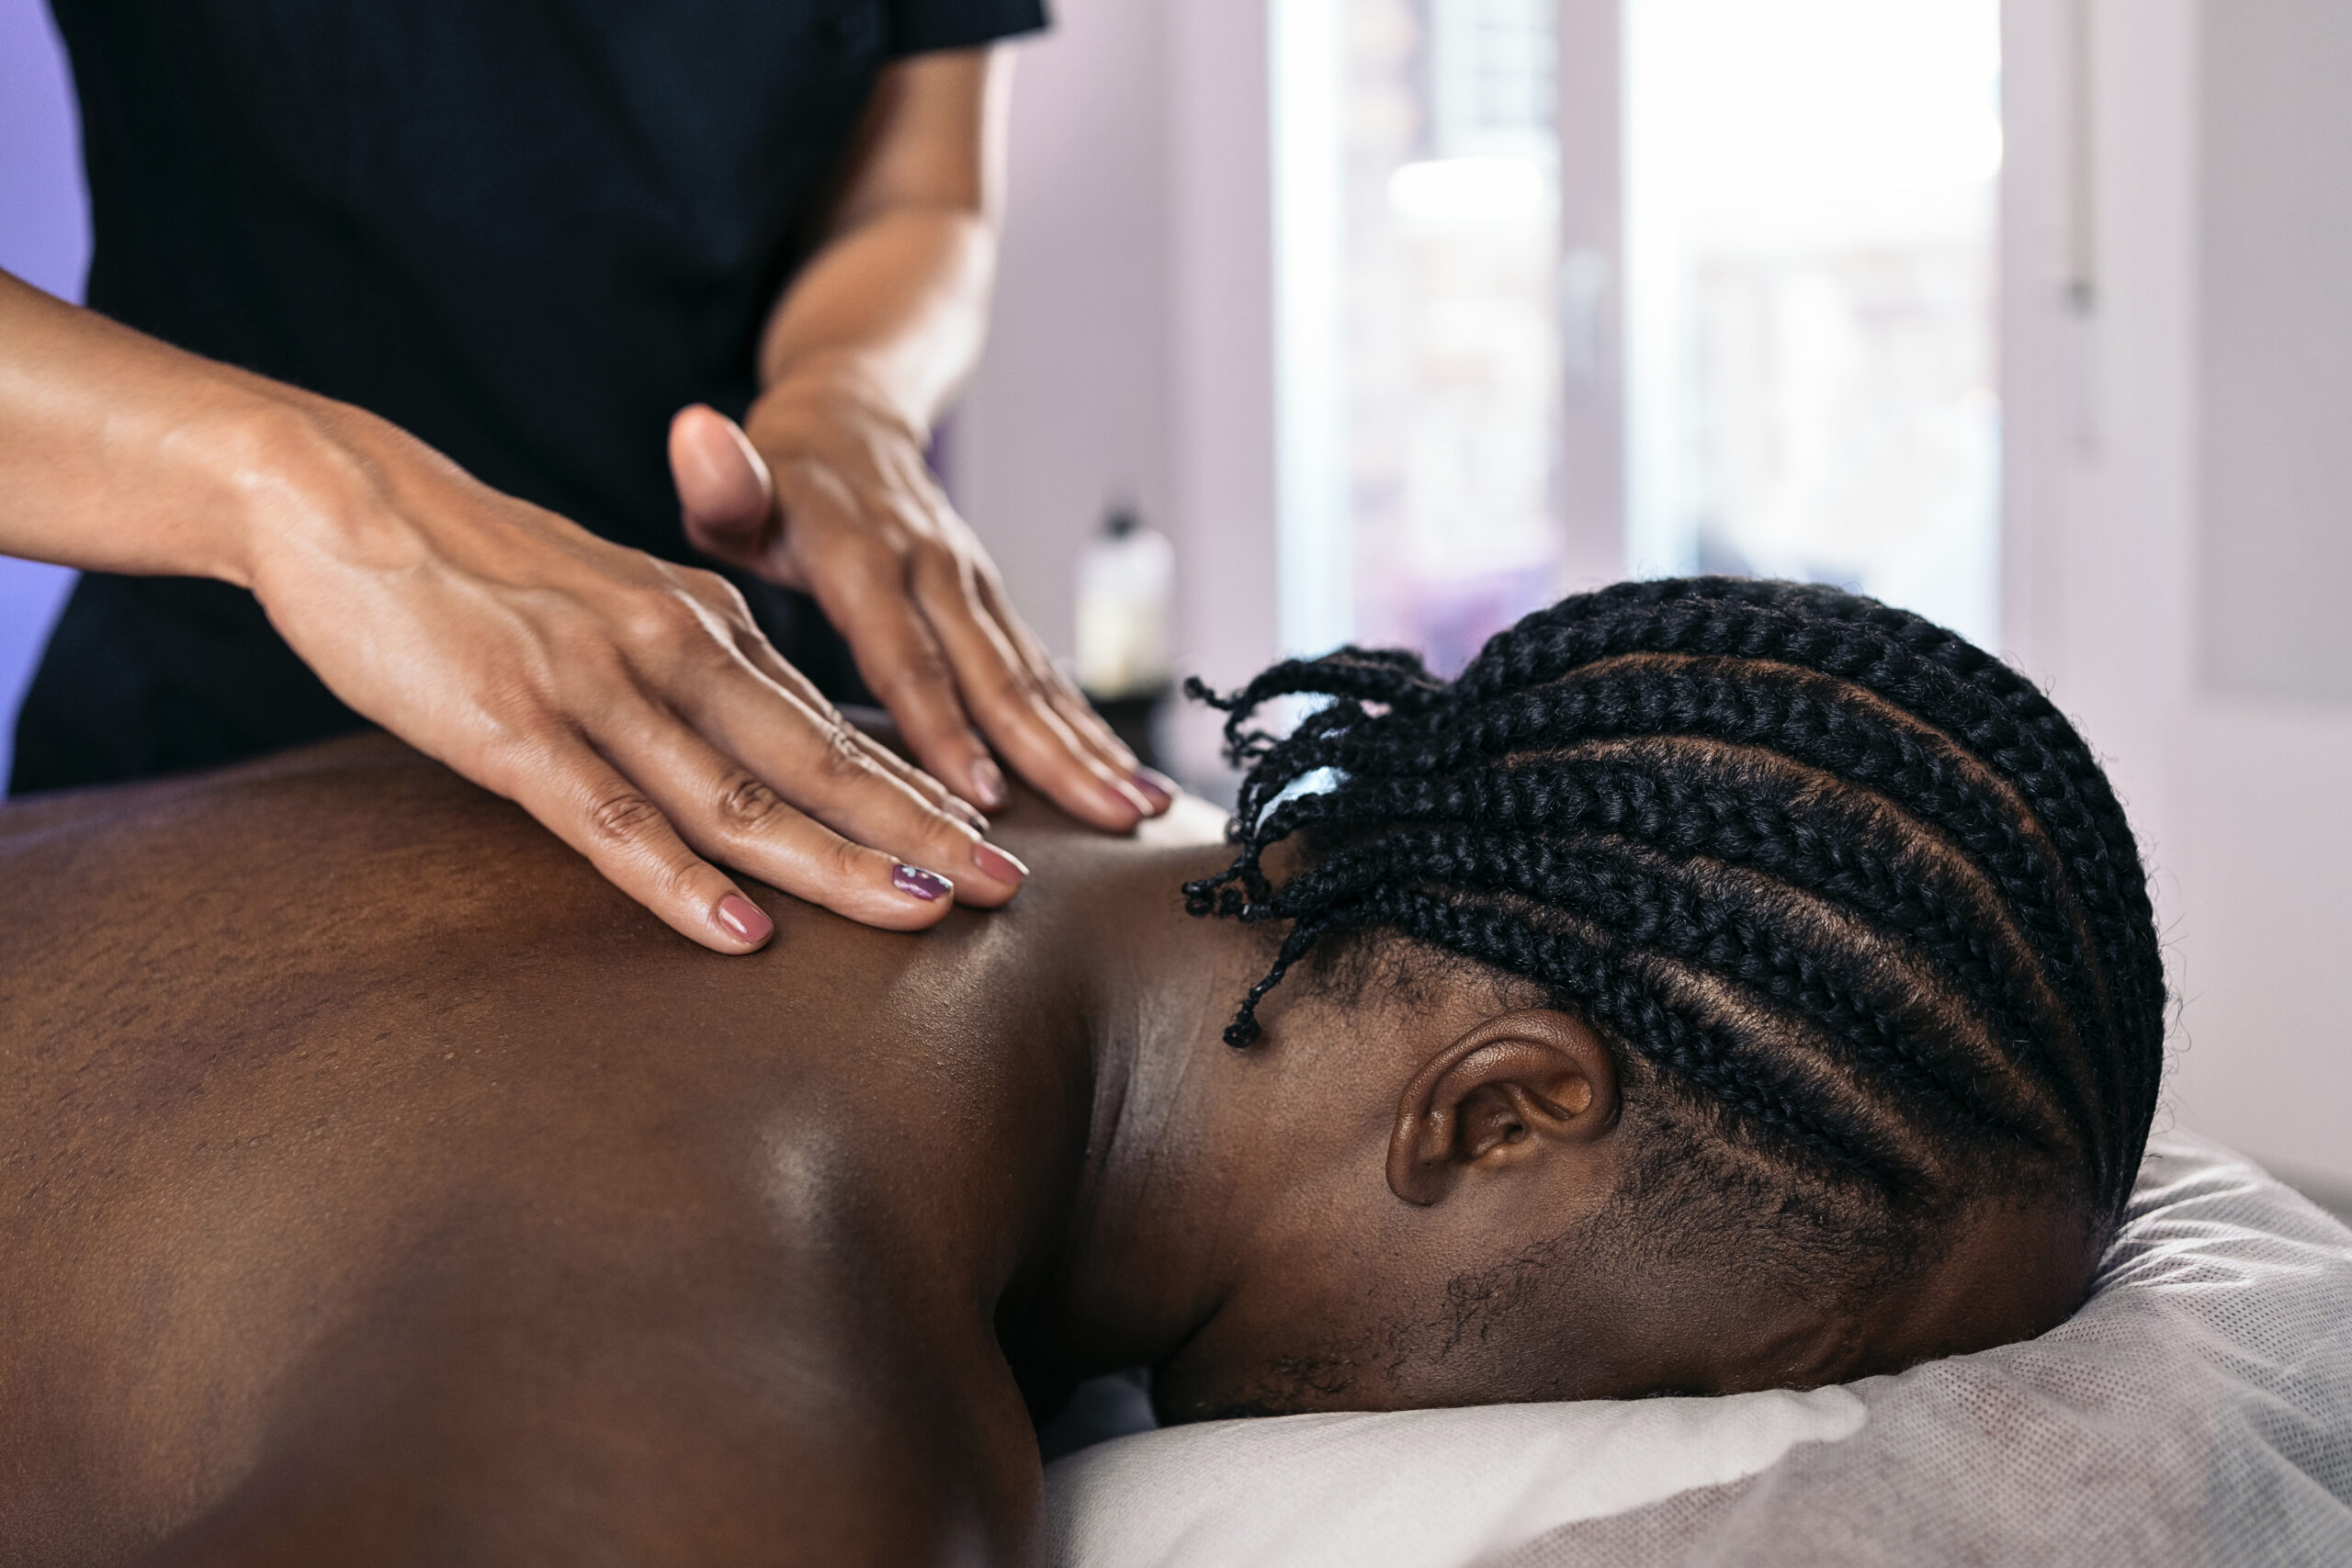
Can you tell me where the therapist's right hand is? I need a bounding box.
[0,271,1023,952]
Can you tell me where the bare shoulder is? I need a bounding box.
[0,730,463,853]
[0,730,582,963]
[0,732,641,1137]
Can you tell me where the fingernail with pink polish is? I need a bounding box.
[892,863,953,902]
[716,893,774,945]
[1103,779,1148,818]
[972,841,1029,885]
[968,758,1008,810]
[1130,768,1177,810]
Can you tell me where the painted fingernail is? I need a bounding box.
[1130,768,1177,810]
[716,893,774,945]
[968,758,1009,810]
[1102,773,1154,816]
[972,841,1029,884]
[892,863,953,902]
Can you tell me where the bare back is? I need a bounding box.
[0,734,1180,1565]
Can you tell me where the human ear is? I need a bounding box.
[1385,1010,1620,1207]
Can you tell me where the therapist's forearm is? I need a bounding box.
[754,203,996,437]
[752,46,1009,437]
[0,266,344,587]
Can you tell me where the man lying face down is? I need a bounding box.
[0,579,2165,1566]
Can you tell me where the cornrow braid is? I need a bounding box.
[1185,578,2166,1224]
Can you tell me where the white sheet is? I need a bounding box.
[1046,1385,1863,1568]
[1043,1133,2352,1568]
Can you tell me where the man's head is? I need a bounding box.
[1151,578,2164,1419]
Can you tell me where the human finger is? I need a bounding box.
[670,648,1028,908]
[803,534,1011,815]
[585,689,973,931]
[1037,671,1176,815]
[975,572,1175,811]
[672,405,777,570]
[660,563,993,833]
[908,549,1154,831]
[492,727,779,954]
[726,626,993,830]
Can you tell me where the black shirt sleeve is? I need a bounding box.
[885,0,1049,57]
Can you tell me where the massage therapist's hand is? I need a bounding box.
[251,400,1048,950]
[0,270,1024,952]
[670,378,1170,833]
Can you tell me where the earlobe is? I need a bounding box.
[1386,1010,1620,1206]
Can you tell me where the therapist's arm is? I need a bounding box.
[669,45,1170,831]
[0,266,1029,949]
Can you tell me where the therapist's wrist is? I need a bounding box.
[199,386,550,618]
[187,391,395,593]
[90,369,361,592]
[752,357,929,451]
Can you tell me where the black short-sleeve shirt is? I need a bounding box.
[14,0,1046,794]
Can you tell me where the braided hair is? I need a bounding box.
[1185,578,2165,1235]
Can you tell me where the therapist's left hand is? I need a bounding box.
[669,382,1170,832]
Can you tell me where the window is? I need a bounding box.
[1278,0,1566,673]
[1625,0,2003,647]
[1276,0,2004,664]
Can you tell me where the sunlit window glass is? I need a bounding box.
[1282,0,1567,674]
[1624,0,2003,646]
[1279,0,2001,666]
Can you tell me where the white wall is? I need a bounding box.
[2172,0,2352,1194]
[2199,0,2352,706]
[2004,0,2352,1195]
[955,4,1175,661]
[956,0,1279,793]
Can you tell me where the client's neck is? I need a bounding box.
[1012,842,1273,1383]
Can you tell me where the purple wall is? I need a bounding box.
[0,0,87,791]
